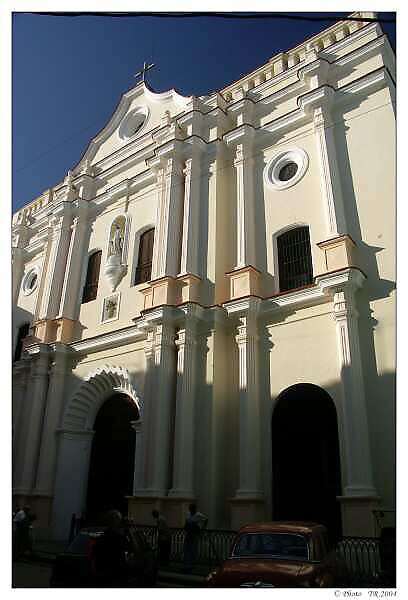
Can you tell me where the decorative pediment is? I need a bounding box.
[73,82,192,172]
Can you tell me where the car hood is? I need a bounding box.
[213,558,313,587]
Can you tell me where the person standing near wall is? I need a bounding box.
[183,503,208,573]
[152,510,172,566]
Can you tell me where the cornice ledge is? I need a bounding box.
[298,85,334,114]
[48,341,77,356]
[24,237,47,257]
[223,124,256,147]
[227,96,256,115]
[261,285,324,314]
[222,296,262,317]
[261,108,307,136]
[315,267,366,295]
[95,134,156,174]
[177,302,207,322]
[137,305,181,329]
[153,139,185,160]
[298,58,330,84]
[92,179,130,207]
[325,21,382,57]
[334,34,388,68]
[71,326,145,355]
[182,135,208,154]
[128,169,156,192]
[337,67,392,99]
[258,79,305,107]
[24,342,50,356]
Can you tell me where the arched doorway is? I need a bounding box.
[86,393,139,521]
[272,384,342,541]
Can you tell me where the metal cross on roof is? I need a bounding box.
[134,61,155,84]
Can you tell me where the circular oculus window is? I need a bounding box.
[264,148,309,190]
[22,268,39,296]
[119,107,149,141]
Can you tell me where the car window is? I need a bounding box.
[233,533,309,560]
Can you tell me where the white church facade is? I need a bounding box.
[12,13,395,541]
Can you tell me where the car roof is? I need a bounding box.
[237,521,326,535]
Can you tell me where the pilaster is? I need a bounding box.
[12,359,31,463]
[13,344,50,495]
[331,280,376,498]
[38,209,73,323]
[52,429,95,540]
[169,311,200,498]
[58,200,91,322]
[138,313,177,498]
[12,223,29,303]
[150,155,185,280]
[301,86,347,236]
[131,420,144,493]
[179,145,205,279]
[228,298,265,527]
[33,343,76,501]
[233,134,257,270]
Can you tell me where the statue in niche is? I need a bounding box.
[108,217,125,258]
[105,216,127,291]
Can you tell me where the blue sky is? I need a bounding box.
[12,12,396,212]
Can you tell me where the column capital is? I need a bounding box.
[183,157,193,178]
[143,329,156,360]
[175,327,197,349]
[332,288,359,321]
[235,312,259,346]
[49,342,78,373]
[155,322,176,349]
[232,132,255,165]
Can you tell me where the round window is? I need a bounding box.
[264,148,309,190]
[119,107,149,141]
[22,268,39,296]
[278,162,298,182]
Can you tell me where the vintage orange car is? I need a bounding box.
[207,522,347,588]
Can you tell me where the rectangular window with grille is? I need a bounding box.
[134,228,154,285]
[277,227,313,292]
[82,250,102,303]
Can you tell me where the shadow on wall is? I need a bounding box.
[12,306,36,359]
[12,325,395,540]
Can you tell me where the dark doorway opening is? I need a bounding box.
[272,383,342,542]
[86,393,139,522]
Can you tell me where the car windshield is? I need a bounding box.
[233,533,309,561]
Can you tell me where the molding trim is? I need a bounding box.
[71,324,145,355]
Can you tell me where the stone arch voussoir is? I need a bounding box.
[62,364,143,431]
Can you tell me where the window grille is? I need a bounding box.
[134,228,154,285]
[277,226,313,292]
[82,250,102,303]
